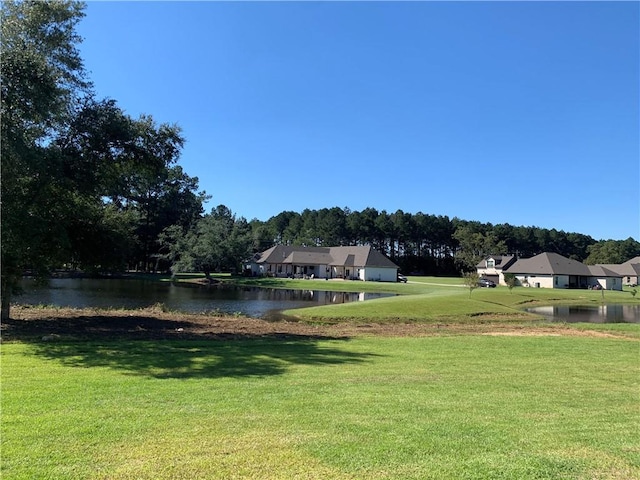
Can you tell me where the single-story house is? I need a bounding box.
[476,255,517,285]
[478,252,623,290]
[597,256,640,287]
[245,245,399,282]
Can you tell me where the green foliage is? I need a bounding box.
[0,1,204,319]
[1,0,90,319]
[163,205,252,278]
[503,272,518,292]
[462,271,480,297]
[584,237,640,265]
[453,222,508,272]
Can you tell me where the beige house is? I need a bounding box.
[596,256,640,287]
[246,245,399,282]
[476,255,517,285]
[478,252,623,290]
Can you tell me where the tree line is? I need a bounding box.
[2,1,638,320]
[243,208,639,275]
[158,206,639,280]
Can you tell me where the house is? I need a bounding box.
[245,245,399,282]
[476,255,517,285]
[499,252,622,290]
[597,256,640,287]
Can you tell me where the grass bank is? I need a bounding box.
[283,280,639,324]
[3,333,639,479]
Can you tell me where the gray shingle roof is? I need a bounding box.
[476,255,516,269]
[588,265,623,277]
[597,256,640,276]
[506,252,592,276]
[255,245,398,269]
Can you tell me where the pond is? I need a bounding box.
[17,278,393,319]
[526,304,640,323]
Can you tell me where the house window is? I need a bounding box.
[487,259,495,268]
[555,277,558,286]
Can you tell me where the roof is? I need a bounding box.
[506,252,622,277]
[587,265,623,277]
[597,256,640,276]
[254,245,398,269]
[476,255,516,269]
[506,252,592,276]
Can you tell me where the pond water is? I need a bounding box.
[526,304,640,323]
[17,278,392,319]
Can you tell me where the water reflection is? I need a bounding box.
[527,304,640,323]
[18,278,392,318]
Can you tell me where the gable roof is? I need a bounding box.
[476,255,516,269]
[622,256,640,265]
[597,256,640,276]
[587,265,623,277]
[254,245,398,269]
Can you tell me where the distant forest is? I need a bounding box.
[242,207,640,275]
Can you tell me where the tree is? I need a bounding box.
[584,238,640,265]
[453,222,507,272]
[164,206,253,281]
[0,1,198,318]
[462,271,480,297]
[1,0,90,320]
[503,272,518,293]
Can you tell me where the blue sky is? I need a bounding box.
[76,1,639,241]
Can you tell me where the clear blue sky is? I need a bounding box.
[76,1,639,241]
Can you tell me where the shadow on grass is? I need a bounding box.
[4,314,379,379]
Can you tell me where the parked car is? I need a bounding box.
[397,273,408,283]
[478,278,496,288]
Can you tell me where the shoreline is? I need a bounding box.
[3,305,637,342]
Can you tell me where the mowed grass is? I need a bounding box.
[286,282,639,325]
[3,334,639,479]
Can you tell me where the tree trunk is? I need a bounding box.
[1,275,12,321]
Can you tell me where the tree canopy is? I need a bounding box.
[0,1,205,319]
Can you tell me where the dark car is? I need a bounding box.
[397,273,408,283]
[479,278,496,288]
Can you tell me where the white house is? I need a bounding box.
[476,255,517,285]
[597,256,640,287]
[245,245,399,282]
[496,252,622,290]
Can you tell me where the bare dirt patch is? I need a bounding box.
[2,306,635,342]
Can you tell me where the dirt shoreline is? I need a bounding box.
[2,305,633,342]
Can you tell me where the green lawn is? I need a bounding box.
[3,334,638,479]
[284,280,639,325]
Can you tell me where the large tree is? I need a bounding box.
[162,206,253,281]
[1,0,90,319]
[1,1,199,318]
